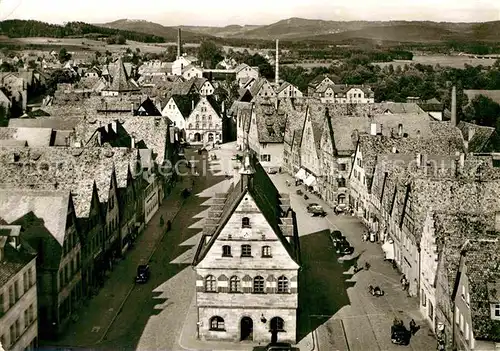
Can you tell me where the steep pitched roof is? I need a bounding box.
[457,121,496,152]
[0,127,53,147]
[171,95,199,118]
[253,100,288,143]
[104,58,140,92]
[192,157,298,266]
[461,238,500,341]
[193,77,209,91]
[0,228,36,287]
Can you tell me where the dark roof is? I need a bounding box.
[192,155,298,266]
[308,74,339,88]
[136,97,162,116]
[206,95,222,117]
[457,121,496,152]
[0,228,36,287]
[171,95,200,118]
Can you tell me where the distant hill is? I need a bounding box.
[180,24,261,38]
[309,24,462,43]
[0,19,166,43]
[96,19,213,41]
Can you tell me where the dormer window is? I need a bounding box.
[242,217,251,228]
[493,303,500,320]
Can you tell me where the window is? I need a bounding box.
[15,319,20,338]
[270,317,285,331]
[428,301,434,320]
[14,281,19,300]
[29,268,34,287]
[465,322,469,340]
[260,154,271,162]
[28,304,34,323]
[210,316,225,331]
[242,217,251,228]
[337,177,346,188]
[253,276,264,293]
[455,306,459,324]
[205,275,216,292]
[421,289,426,307]
[339,163,346,171]
[241,245,252,257]
[494,304,500,318]
[10,325,15,344]
[23,272,28,292]
[24,309,29,329]
[262,246,272,257]
[459,313,464,332]
[229,276,240,293]
[222,245,232,257]
[277,276,289,293]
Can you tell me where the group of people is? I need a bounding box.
[362,229,378,242]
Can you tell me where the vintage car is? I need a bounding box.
[310,205,327,217]
[136,264,150,284]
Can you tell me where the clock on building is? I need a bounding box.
[241,228,252,239]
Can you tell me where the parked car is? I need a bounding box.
[307,203,320,212]
[330,230,343,243]
[310,206,327,216]
[266,342,292,351]
[391,325,410,345]
[267,168,278,174]
[336,242,355,255]
[136,264,150,284]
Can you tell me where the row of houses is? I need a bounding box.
[0,94,180,343]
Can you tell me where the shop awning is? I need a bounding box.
[295,168,307,181]
[304,175,317,187]
[382,240,395,261]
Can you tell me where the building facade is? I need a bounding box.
[193,154,300,344]
[0,226,38,351]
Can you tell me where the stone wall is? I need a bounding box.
[198,307,296,343]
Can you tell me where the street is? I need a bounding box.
[44,142,437,351]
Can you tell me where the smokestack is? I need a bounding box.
[275,39,279,84]
[451,85,457,127]
[177,28,182,58]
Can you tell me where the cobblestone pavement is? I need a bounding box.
[270,173,437,351]
[43,146,228,350]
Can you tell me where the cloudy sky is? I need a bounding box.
[1,0,499,25]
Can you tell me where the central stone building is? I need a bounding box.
[192,151,300,344]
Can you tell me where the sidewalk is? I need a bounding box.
[177,294,316,351]
[47,180,188,347]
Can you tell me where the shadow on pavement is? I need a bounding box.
[297,229,357,342]
[97,149,227,350]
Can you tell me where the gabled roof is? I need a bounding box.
[308,74,339,88]
[104,58,140,92]
[193,77,209,91]
[205,95,222,117]
[249,78,271,97]
[0,227,36,287]
[136,97,162,116]
[253,99,289,143]
[457,121,496,152]
[192,156,298,266]
[170,95,200,118]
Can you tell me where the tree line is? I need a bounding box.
[0,20,165,43]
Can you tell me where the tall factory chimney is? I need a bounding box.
[451,85,457,127]
[275,39,279,84]
[177,28,182,58]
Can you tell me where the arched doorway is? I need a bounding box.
[208,133,214,142]
[337,193,346,205]
[194,133,201,142]
[270,317,284,343]
[240,317,253,341]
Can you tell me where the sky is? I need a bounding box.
[1,0,499,26]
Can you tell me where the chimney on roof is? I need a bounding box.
[379,124,383,136]
[177,28,182,59]
[275,39,279,84]
[495,212,500,232]
[468,127,475,141]
[416,153,423,167]
[192,99,194,110]
[370,123,377,136]
[398,123,403,137]
[131,135,136,149]
[222,100,225,113]
[460,152,465,168]
[131,102,135,114]
[451,85,457,127]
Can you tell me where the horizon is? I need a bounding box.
[1,0,499,26]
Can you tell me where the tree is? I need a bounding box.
[164,46,177,62]
[197,41,223,69]
[0,61,15,72]
[58,47,71,63]
[464,95,500,126]
[0,105,9,127]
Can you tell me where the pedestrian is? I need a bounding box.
[401,275,407,290]
[409,319,419,334]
